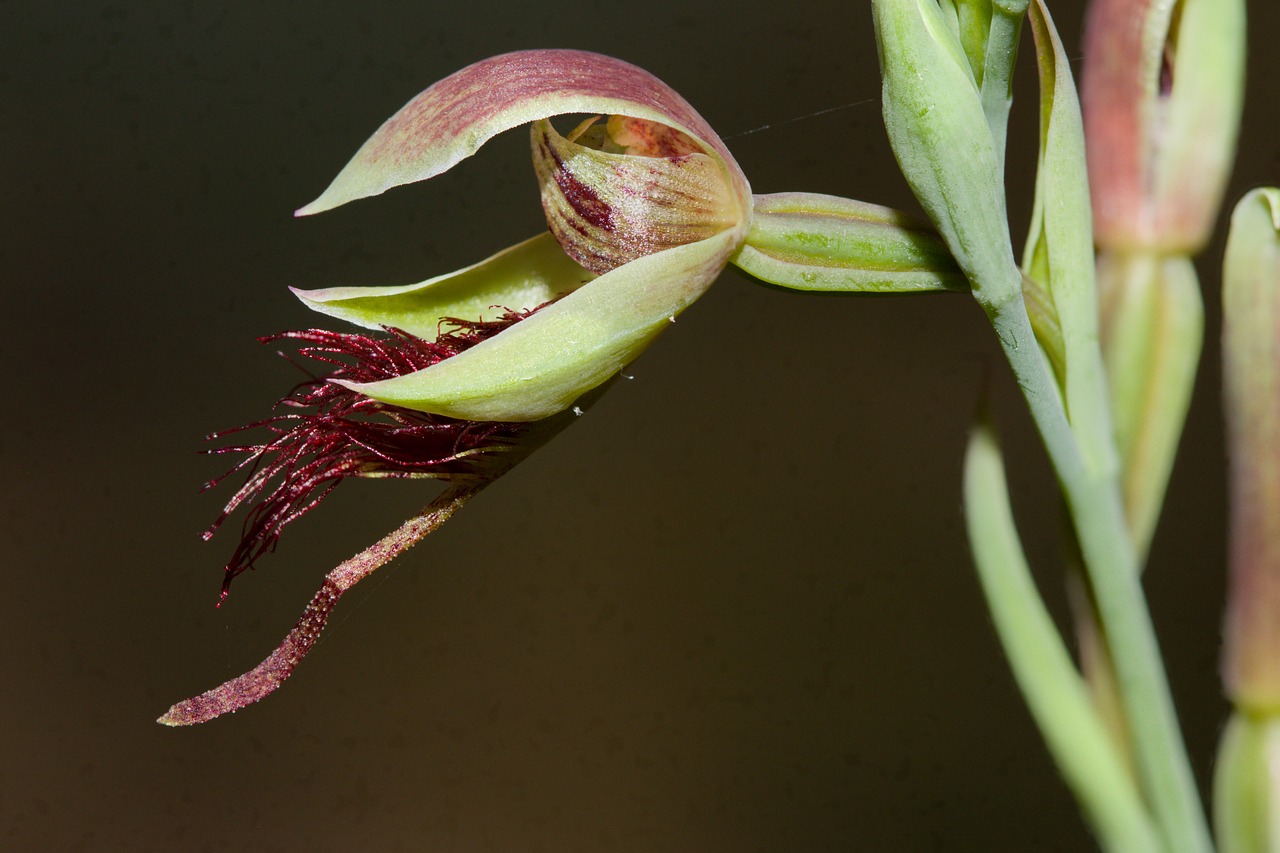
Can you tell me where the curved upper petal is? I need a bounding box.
[297,49,749,216]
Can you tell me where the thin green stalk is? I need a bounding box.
[985,292,1212,853]
[964,419,1160,852]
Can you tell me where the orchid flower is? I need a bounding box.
[160,49,961,726]
[288,50,959,419]
[160,49,756,726]
[288,49,754,423]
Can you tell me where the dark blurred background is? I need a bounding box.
[3,1,1276,849]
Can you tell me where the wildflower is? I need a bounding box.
[291,49,754,423]
[161,49,963,726]
[1216,187,1280,851]
[160,50,754,725]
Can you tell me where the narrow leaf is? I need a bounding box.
[964,418,1159,853]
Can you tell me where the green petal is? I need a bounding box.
[339,228,742,422]
[1023,0,1115,478]
[531,118,742,275]
[297,49,749,216]
[291,233,595,339]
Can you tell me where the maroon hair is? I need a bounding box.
[203,313,534,600]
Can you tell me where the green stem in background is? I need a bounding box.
[986,294,1212,853]
[872,2,1209,847]
[964,418,1160,853]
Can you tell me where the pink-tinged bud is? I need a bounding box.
[1222,189,1280,711]
[1082,0,1245,253]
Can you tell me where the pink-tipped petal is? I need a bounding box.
[1082,0,1245,252]
[297,49,748,216]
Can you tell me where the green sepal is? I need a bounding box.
[872,0,1022,311]
[1023,1,1116,480]
[1097,253,1203,562]
[730,192,966,294]
[341,228,742,422]
[292,233,596,339]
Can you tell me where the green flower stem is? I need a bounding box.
[986,291,1212,853]
[964,418,1159,853]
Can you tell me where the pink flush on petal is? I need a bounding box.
[297,49,750,217]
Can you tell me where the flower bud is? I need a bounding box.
[1083,0,1246,253]
[1222,188,1280,710]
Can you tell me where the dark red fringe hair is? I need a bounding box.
[203,312,534,600]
